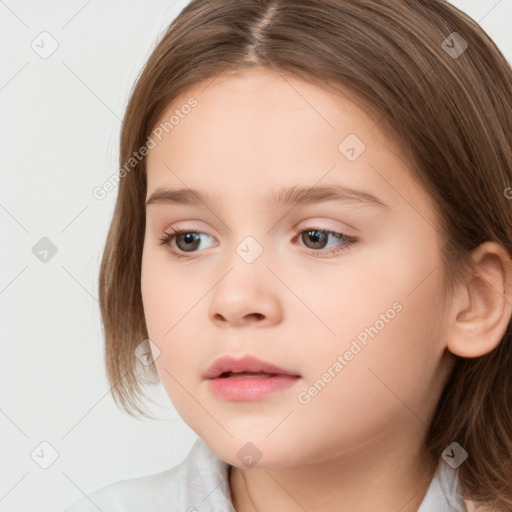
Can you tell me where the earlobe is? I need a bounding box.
[446,241,512,359]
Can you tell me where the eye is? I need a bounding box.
[293,226,357,258]
[158,227,216,259]
[158,226,357,259]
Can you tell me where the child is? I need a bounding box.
[63,0,512,510]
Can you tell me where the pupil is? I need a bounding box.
[306,230,327,249]
[179,233,200,251]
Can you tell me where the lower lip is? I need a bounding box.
[207,374,300,400]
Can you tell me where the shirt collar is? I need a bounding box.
[183,437,467,511]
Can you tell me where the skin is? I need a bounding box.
[140,67,512,512]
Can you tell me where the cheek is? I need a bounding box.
[290,309,444,462]
[300,264,446,427]
[298,240,446,403]
[141,248,182,362]
[140,246,206,391]
[141,245,189,337]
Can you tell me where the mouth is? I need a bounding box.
[205,355,301,401]
[204,354,300,380]
[218,371,276,378]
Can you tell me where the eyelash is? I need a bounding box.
[158,226,357,260]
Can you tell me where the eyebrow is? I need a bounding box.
[145,184,390,210]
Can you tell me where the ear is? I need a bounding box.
[446,241,512,358]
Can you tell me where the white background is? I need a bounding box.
[1,1,510,511]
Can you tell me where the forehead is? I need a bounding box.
[144,67,432,222]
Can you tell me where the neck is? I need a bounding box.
[229,436,437,512]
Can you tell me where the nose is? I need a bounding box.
[208,265,283,328]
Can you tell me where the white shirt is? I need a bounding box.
[62,437,468,511]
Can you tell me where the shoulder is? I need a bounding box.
[61,460,188,512]
[418,460,469,512]
[419,460,496,512]
[463,497,494,512]
[60,437,234,512]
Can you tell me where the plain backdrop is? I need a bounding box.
[1,1,510,511]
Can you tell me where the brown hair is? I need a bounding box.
[98,0,512,508]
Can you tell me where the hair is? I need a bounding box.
[98,0,512,508]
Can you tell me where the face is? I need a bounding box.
[141,67,455,469]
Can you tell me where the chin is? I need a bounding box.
[203,434,306,469]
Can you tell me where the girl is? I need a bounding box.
[64,0,512,510]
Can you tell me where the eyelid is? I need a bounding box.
[162,219,355,243]
[159,221,357,260]
[295,219,356,237]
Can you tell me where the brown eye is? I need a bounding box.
[294,226,357,258]
[174,232,201,252]
[159,228,216,258]
[158,226,356,260]
[300,230,330,250]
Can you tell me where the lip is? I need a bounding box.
[205,355,301,401]
[204,354,300,379]
[208,374,300,401]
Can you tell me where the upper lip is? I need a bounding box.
[205,355,300,379]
